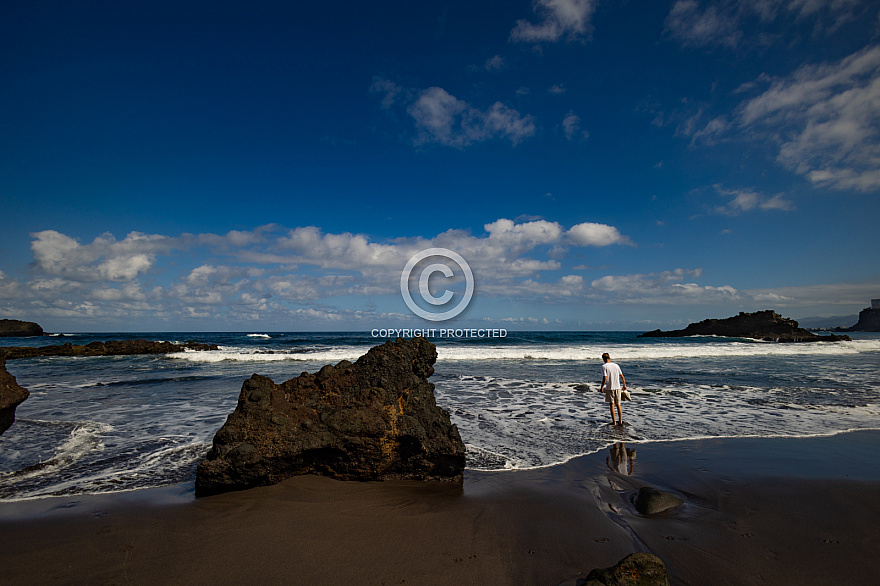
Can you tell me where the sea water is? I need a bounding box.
[1,331,878,501]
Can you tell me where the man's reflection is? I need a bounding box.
[606,442,635,475]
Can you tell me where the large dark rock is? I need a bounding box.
[632,487,683,515]
[640,310,850,342]
[0,357,29,435]
[195,337,466,496]
[0,339,218,360]
[0,319,44,337]
[840,307,880,332]
[583,553,670,586]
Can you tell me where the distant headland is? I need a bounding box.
[0,319,44,337]
[837,300,880,332]
[640,310,851,342]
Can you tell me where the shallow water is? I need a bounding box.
[1,331,878,500]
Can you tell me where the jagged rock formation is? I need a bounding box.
[640,310,850,342]
[0,319,44,337]
[583,553,670,586]
[0,339,218,360]
[196,337,465,496]
[0,357,29,435]
[840,307,880,332]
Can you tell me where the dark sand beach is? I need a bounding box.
[2,430,879,585]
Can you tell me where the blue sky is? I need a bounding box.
[1,0,879,332]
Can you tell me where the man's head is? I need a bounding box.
[602,353,611,362]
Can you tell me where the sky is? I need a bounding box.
[1,0,879,332]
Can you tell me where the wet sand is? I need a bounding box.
[2,430,879,585]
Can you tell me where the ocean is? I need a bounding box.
[1,330,879,501]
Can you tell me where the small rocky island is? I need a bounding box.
[0,319,44,337]
[640,310,851,342]
[196,336,466,496]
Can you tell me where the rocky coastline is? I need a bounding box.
[196,336,465,496]
[639,310,851,342]
[0,339,219,360]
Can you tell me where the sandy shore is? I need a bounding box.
[2,430,880,585]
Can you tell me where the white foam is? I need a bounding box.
[0,420,112,483]
[436,339,880,361]
[436,372,880,471]
[246,334,271,339]
[168,339,880,365]
[173,346,370,363]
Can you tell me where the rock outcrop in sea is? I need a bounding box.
[0,339,219,360]
[0,357,29,435]
[639,310,850,342]
[0,319,44,337]
[195,337,466,496]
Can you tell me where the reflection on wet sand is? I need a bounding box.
[606,442,635,475]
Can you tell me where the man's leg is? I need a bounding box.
[616,403,623,425]
[609,402,617,425]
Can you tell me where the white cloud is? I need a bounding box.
[484,218,563,249]
[712,186,795,214]
[591,268,702,293]
[567,222,633,246]
[278,226,405,269]
[664,0,867,49]
[589,269,744,304]
[0,270,20,300]
[562,111,589,141]
[743,279,880,308]
[484,55,505,70]
[736,45,880,191]
[90,283,150,302]
[373,80,538,149]
[370,77,404,110]
[665,0,742,48]
[407,87,537,148]
[30,230,180,282]
[510,0,597,43]
[690,115,730,145]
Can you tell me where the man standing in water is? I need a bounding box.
[600,353,627,426]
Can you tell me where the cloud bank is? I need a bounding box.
[2,219,867,330]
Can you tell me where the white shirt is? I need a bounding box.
[602,362,623,390]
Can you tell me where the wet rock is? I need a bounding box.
[583,553,670,586]
[633,487,683,515]
[195,337,465,496]
[639,310,849,342]
[0,357,29,435]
